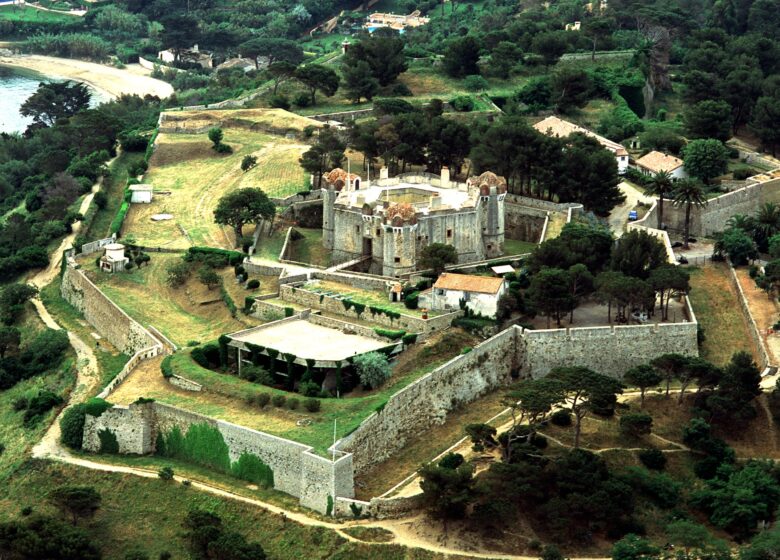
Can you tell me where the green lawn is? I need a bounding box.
[0,461,464,560]
[0,4,75,21]
[166,349,450,455]
[504,238,537,255]
[0,306,76,482]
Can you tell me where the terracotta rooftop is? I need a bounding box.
[433,273,505,295]
[636,151,684,173]
[533,116,628,156]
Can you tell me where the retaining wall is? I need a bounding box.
[520,321,698,378]
[60,265,160,355]
[726,265,773,370]
[334,327,519,473]
[280,283,460,334]
[82,402,354,514]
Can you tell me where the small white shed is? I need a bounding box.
[421,273,507,318]
[129,184,153,204]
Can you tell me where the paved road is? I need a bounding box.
[608,181,655,237]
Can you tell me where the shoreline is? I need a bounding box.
[0,54,173,100]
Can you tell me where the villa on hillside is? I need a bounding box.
[364,10,429,32]
[533,115,629,174]
[420,273,507,318]
[635,150,687,180]
[157,45,214,69]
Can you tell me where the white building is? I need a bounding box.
[533,115,629,175]
[635,151,687,180]
[420,273,507,318]
[100,243,129,273]
[128,184,153,203]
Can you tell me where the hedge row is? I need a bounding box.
[109,201,130,235]
[185,246,244,266]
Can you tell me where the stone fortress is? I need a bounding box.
[322,167,506,276]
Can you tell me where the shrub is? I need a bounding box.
[293,92,311,107]
[463,74,489,92]
[256,393,271,408]
[620,413,653,438]
[287,397,300,410]
[247,279,260,290]
[234,265,246,277]
[638,448,667,470]
[272,394,286,407]
[404,291,419,309]
[84,398,112,417]
[98,428,119,454]
[298,380,320,397]
[269,94,290,110]
[550,409,572,427]
[190,347,210,369]
[158,466,174,480]
[60,404,87,450]
[0,442,4,456]
[161,355,174,378]
[354,352,391,389]
[451,95,474,112]
[373,328,405,340]
[304,398,321,412]
[402,333,418,345]
[732,166,755,180]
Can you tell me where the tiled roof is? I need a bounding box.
[533,116,628,156]
[636,151,684,173]
[433,273,505,295]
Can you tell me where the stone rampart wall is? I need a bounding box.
[334,327,518,473]
[242,261,285,277]
[61,265,160,355]
[656,178,780,237]
[307,313,404,341]
[726,265,773,370]
[83,402,353,514]
[504,194,580,213]
[280,283,460,334]
[312,270,396,291]
[97,346,162,399]
[520,321,698,378]
[169,374,203,391]
[504,202,547,243]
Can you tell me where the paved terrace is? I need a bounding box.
[229,318,388,363]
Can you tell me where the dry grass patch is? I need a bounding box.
[688,264,759,366]
[83,254,261,346]
[160,108,322,134]
[126,127,309,249]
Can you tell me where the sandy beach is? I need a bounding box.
[0,54,173,99]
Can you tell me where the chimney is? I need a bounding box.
[380,166,389,180]
[441,166,450,188]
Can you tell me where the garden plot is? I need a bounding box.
[302,279,443,318]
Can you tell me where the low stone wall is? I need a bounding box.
[271,190,322,207]
[61,265,160,355]
[334,327,518,473]
[626,202,677,264]
[242,260,285,277]
[250,299,293,322]
[81,236,115,256]
[520,321,698,378]
[97,345,162,399]
[726,265,773,371]
[169,374,202,391]
[307,313,409,342]
[312,270,396,291]
[505,194,581,213]
[280,283,460,334]
[83,402,354,514]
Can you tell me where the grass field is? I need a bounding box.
[125,127,310,249]
[0,461,467,560]
[0,305,76,482]
[82,151,143,242]
[81,254,263,347]
[688,264,759,366]
[504,238,537,255]
[111,329,477,454]
[0,4,74,21]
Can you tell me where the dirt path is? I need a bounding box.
[0,55,173,100]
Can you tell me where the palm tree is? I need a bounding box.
[726,213,755,233]
[646,170,673,229]
[672,179,707,250]
[753,202,780,249]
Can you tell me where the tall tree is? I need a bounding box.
[341,60,379,103]
[299,127,345,188]
[624,364,662,407]
[213,188,275,247]
[683,139,729,185]
[159,14,199,61]
[672,179,707,249]
[527,268,573,328]
[442,35,481,78]
[611,229,668,280]
[48,486,102,525]
[343,29,408,86]
[548,366,623,448]
[684,100,733,142]
[649,263,690,321]
[20,81,91,128]
[238,38,303,69]
[294,65,339,106]
[266,61,297,95]
[646,170,673,230]
[750,94,780,156]
[502,378,565,463]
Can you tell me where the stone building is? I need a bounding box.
[322,167,507,277]
[99,243,129,273]
[420,273,507,318]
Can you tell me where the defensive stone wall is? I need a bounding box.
[504,194,580,213]
[82,402,354,514]
[334,327,518,473]
[307,313,407,341]
[656,177,780,237]
[169,374,202,391]
[726,265,774,370]
[280,283,460,334]
[504,202,547,243]
[61,265,160,355]
[312,270,396,291]
[520,321,698,378]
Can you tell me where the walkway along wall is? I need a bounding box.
[82,402,354,514]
